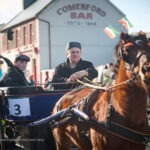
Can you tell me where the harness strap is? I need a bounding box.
[108,121,150,146]
[77,89,100,113]
[89,118,150,146]
[89,104,150,146]
[105,104,113,128]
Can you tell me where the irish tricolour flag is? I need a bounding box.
[104,25,119,39]
[118,17,133,30]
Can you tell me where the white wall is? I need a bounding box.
[38,20,51,69]
[38,0,125,69]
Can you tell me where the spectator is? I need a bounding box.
[51,41,98,89]
[0,54,30,87]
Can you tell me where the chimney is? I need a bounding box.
[23,0,37,9]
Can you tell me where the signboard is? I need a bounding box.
[8,97,31,117]
[56,3,107,27]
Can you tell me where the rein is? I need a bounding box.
[77,78,134,91]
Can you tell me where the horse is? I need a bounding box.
[51,31,150,150]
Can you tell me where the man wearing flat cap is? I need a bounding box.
[0,54,30,87]
[15,54,30,62]
[51,41,98,89]
[0,54,53,150]
[0,54,32,149]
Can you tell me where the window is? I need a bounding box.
[15,30,18,48]
[6,35,9,50]
[29,24,33,44]
[23,26,26,45]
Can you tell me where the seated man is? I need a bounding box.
[51,42,98,89]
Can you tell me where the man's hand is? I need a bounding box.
[66,70,88,82]
[75,70,88,79]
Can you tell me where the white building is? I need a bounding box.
[0,0,126,83]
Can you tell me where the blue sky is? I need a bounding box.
[0,0,150,33]
[109,0,150,32]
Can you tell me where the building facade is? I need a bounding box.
[0,0,126,84]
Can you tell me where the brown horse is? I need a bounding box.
[51,31,150,150]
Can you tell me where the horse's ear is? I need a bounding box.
[138,30,147,42]
[120,32,125,39]
[139,30,146,37]
[120,32,130,41]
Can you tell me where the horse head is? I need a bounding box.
[114,31,150,93]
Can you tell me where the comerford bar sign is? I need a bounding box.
[57,3,106,26]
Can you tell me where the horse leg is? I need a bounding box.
[53,125,92,150]
[67,132,92,150]
[62,124,92,150]
[90,128,103,150]
[52,127,72,150]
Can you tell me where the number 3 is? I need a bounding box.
[14,104,21,115]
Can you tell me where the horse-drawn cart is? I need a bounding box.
[0,86,68,150]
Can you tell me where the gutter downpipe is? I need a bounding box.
[38,18,51,69]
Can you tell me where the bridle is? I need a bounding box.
[119,40,149,80]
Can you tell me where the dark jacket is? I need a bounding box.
[0,66,30,87]
[51,59,98,89]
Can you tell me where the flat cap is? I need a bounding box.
[66,42,81,51]
[15,54,30,62]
